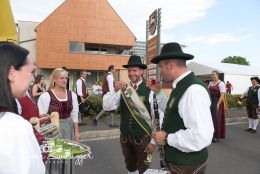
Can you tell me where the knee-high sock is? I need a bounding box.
[110,112,115,125]
[252,119,258,130]
[128,170,139,174]
[249,118,253,128]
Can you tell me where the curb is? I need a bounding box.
[80,116,258,141]
[79,129,120,142]
[226,116,248,125]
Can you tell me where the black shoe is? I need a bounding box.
[250,129,256,133]
[109,124,119,128]
[244,128,252,132]
[212,138,218,143]
[93,119,97,126]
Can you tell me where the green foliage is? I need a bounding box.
[96,75,104,85]
[221,56,250,66]
[226,94,246,108]
[83,95,103,118]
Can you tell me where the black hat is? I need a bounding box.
[151,42,194,64]
[250,76,260,84]
[123,55,147,69]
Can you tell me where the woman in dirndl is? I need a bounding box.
[208,70,226,142]
[38,68,80,174]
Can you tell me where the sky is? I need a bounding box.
[9,0,260,66]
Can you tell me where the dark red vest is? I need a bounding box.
[76,78,87,99]
[102,72,112,93]
[18,95,39,121]
[47,90,73,119]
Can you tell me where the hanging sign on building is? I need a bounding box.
[146,9,161,81]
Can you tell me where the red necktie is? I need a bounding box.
[133,84,137,91]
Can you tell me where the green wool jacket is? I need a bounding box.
[247,85,260,105]
[120,81,152,137]
[162,72,209,165]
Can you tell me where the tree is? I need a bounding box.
[221,56,250,66]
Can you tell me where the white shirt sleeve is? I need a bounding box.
[167,84,214,152]
[0,113,45,174]
[149,91,165,144]
[37,92,51,115]
[71,92,79,122]
[107,74,114,92]
[76,79,83,96]
[155,90,169,113]
[38,91,79,122]
[103,91,120,111]
[219,81,226,93]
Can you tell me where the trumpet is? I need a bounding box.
[237,96,246,105]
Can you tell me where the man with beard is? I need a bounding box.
[103,55,158,174]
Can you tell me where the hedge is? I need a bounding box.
[226,94,246,108]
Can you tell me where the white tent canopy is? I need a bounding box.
[187,61,260,94]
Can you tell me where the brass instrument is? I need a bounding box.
[237,96,246,105]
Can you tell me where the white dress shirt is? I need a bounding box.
[0,112,45,174]
[102,80,163,144]
[76,77,86,97]
[107,72,114,92]
[156,71,214,152]
[38,90,79,122]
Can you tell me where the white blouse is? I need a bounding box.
[0,112,45,174]
[209,80,226,93]
[37,90,79,122]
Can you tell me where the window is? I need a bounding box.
[69,41,131,55]
[69,41,83,53]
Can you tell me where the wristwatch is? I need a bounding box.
[164,134,168,145]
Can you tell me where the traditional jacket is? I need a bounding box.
[247,85,260,105]
[162,72,209,165]
[102,72,114,94]
[120,81,152,137]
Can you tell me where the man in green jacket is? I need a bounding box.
[243,76,260,133]
[150,42,214,174]
[103,55,159,174]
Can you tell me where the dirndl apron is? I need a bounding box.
[46,118,75,174]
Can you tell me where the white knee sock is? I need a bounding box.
[249,118,253,128]
[128,170,139,174]
[252,119,258,130]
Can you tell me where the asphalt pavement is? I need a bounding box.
[75,123,260,174]
[79,107,251,141]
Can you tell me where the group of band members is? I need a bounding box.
[1,40,259,174]
[101,42,215,174]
